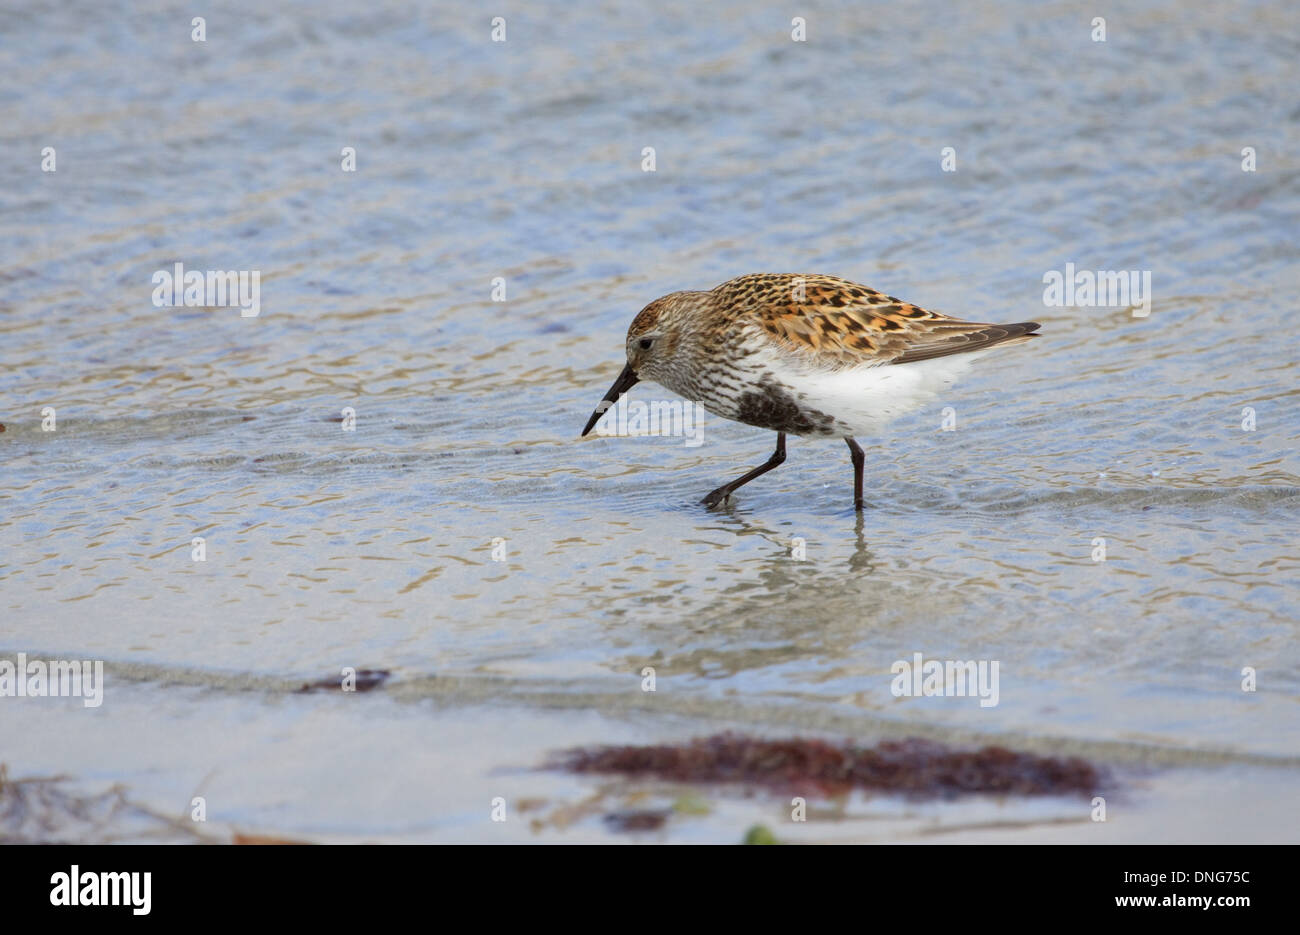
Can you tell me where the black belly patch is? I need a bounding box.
[735,375,838,436]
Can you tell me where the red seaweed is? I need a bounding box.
[552,733,1102,799]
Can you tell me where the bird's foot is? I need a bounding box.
[700,488,730,508]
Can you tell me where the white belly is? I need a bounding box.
[705,346,991,438]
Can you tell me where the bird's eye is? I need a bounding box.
[638,337,654,350]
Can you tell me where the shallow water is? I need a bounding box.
[1,0,1298,841]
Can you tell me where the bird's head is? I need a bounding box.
[581,291,702,436]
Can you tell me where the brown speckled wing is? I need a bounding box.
[889,319,1041,364]
[714,273,1038,367]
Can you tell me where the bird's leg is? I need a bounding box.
[701,432,787,508]
[845,437,865,510]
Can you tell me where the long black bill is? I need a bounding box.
[581,363,639,436]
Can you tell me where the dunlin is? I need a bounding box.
[581,273,1040,509]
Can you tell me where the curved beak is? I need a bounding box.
[581,363,639,436]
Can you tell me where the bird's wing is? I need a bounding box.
[716,273,1039,368]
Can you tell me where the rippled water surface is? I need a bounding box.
[2,0,1298,841]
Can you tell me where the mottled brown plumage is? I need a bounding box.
[674,273,1037,367]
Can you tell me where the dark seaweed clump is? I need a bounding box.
[553,733,1102,799]
[295,668,390,693]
